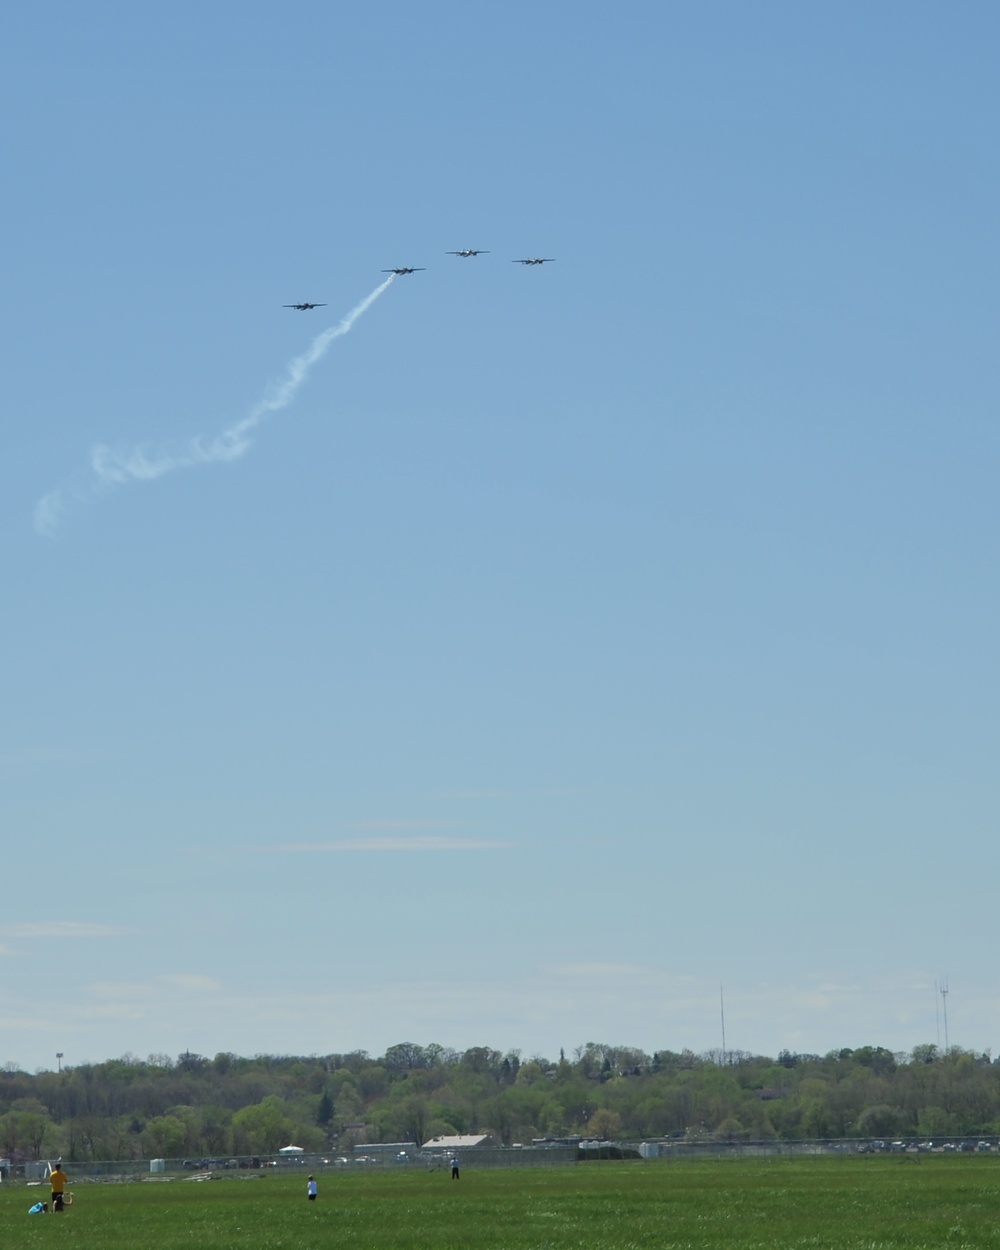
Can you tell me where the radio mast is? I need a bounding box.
[940,978,950,1052]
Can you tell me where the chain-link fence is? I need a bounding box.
[5,1138,994,1183]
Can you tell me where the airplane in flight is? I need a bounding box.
[446,249,489,257]
[513,258,555,265]
[283,302,327,310]
[382,267,425,275]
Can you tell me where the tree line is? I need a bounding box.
[1,1041,997,1163]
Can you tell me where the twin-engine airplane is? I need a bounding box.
[513,258,555,265]
[382,267,425,275]
[283,302,327,310]
[447,249,489,257]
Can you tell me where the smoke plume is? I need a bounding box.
[35,276,394,536]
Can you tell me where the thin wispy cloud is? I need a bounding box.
[267,836,512,853]
[89,974,221,999]
[0,1015,55,1035]
[421,790,510,801]
[34,277,394,535]
[87,983,156,1002]
[422,788,576,801]
[0,922,135,939]
[344,819,462,832]
[0,747,109,776]
[159,974,221,992]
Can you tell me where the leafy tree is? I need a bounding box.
[356,1065,389,1099]
[855,1104,908,1137]
[141,1114,188,1158]
[515,1061,546,1085]
[715,1116,747,1141]
[316,1092,333,1127]
[916,1105,961,1137]
[425,1117,459,1139]
[384,1043,428,1072]
[853,1046,897,1076]
[462,1047,502,1076]
[393,1095,432,1146]
[0,1103,55,1157]
[585,1108,623,1139]
[232,1096,295,1154]
[199,1105,232,1155]
[334,1084,362,1129]
[177,1051,208,1074]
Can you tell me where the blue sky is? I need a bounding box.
[3,0,999,1071]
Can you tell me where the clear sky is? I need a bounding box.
[3,1,999,1072]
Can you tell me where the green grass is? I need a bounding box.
[3,1158,1000,1250]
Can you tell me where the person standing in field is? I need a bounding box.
[307,1175,318,1201]
[49,1163,68,1211]
[450,1154,460,1180]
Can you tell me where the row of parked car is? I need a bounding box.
[858,1140,995,1153]
[181,1154,408,1171]
[182,1157,263,1170]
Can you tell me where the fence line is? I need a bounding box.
[4,1137,994,1183]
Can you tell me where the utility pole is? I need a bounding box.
[941,980,950,1052]
[720,985,727,1066]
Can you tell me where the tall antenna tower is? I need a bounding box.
[720,985,727,1066]
[941,979,950,1052]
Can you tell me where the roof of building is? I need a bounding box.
[421,1134,495,1150]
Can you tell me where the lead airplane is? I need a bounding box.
[382,267,425,275]
[283,302,327,310]
[446,249,489,257]
[513,258,555,265]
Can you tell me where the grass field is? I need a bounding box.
[3,1158,1000,1250]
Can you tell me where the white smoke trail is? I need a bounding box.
[34,276,394,536]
